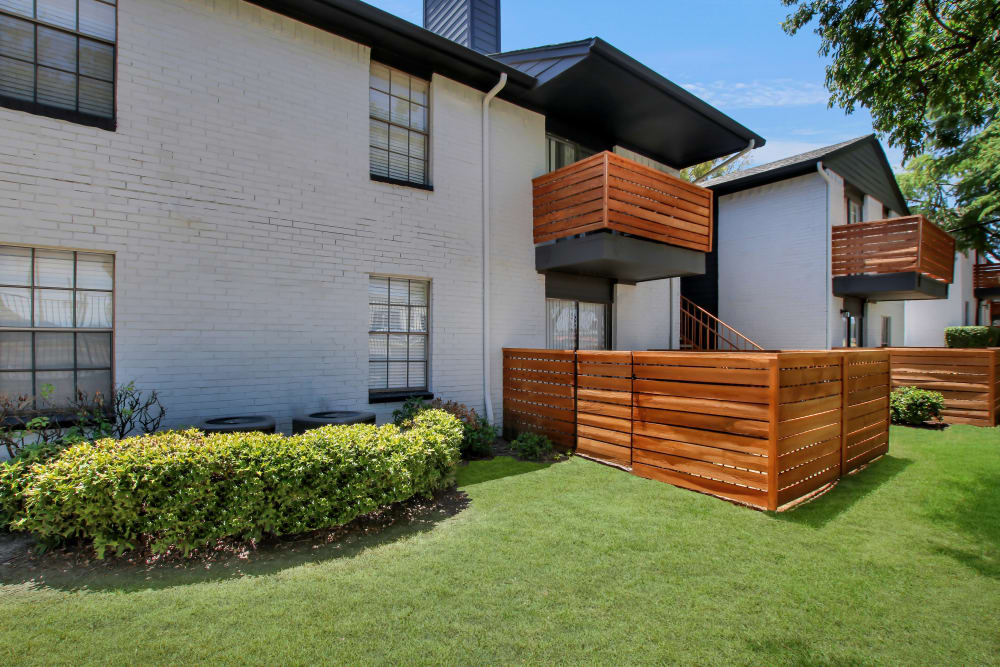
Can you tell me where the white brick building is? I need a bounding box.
[0,0,762,430]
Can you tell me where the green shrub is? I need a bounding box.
[944,326,1000,348]
[426,399,497,458]
[1,410,462,557]
[510,432,554,461]
[890,386,945,425]
[392,396,429,426]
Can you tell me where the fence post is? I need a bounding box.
[766,356,780,511]
[840,352,848,478]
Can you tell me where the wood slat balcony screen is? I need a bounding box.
[887,347,1000,426]
[974,263,1000,290]
[831,215,956,283]
[502,349,891,511]
[532,151,713,251]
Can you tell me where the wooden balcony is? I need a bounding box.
[832,215,955,284]
[532,151,713,252]
[974,263,1000,290]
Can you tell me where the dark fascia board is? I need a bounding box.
[587,38,765,151]
[495,37,765,160]
[710,135,910,215]
[244,0,536,101]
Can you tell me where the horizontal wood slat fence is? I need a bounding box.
[503,348,890,511]
[885,347,1000,426]
[831,215,955,284]
[532,151,713,251]
[973,263,1000,290]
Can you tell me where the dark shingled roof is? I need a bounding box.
[706,134,910,215]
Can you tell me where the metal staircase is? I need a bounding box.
[679,295,764,352]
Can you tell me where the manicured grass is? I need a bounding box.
[1,425,998,664]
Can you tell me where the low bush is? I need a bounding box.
[890,386,945,425]
[392,396,429,427]
[0,410,462,557]
[944,326,1000,348]
[510,432,554,461]
[427,399,498,458]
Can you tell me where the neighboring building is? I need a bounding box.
[695,135,958,350]
[0,0,762,429]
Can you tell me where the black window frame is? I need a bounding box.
[369,61,431,189]
[368,276,430,400]
[0,245,115,409]
[0,0,117,131]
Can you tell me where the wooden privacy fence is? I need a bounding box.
[502,348,890,511]
[886,347,1000,426]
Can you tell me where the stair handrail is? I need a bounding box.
[680,295,764,352]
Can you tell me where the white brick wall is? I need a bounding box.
[717,173,831,349]
[0,0,545,429]
[904,251,975,346]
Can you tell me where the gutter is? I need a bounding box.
[817,161,834,349]
[482,72,508,423]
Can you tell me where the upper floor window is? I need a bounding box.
[546,133,596,172]
[369,62,429,188]
[0,245,114,408]
[0,0,116,130]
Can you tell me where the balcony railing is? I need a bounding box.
[974,263,1000,290]
[831,215,955,283]
[532,151,713,252]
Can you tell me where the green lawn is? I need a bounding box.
[1,425,998,665]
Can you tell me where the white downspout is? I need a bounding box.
[817,161,834,348]
[694,139,755,183]
[482,73,507,423]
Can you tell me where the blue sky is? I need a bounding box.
[365,0,905,170]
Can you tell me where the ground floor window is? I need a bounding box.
[546,299,609,350]
[880,316,891,347]
[368,276,429,395]
[0,245,114,407]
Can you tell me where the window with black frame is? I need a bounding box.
[0,245,114,407]
[368,276,429,397]
[0,0,116,129]
[369,62,429,187]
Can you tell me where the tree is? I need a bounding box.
[897,123,1000,256]
[782,0,1000,253]
[782,0,1000,157]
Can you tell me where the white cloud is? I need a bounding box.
[684,79,829,109]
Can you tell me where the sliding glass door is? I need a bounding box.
[546,299,609,350]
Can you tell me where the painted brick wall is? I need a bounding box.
[904,251,974,346]
[0,0,545,429]
[716,173,830,350]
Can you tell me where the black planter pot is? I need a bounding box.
[292,410,377,435]
[200,415,276,434]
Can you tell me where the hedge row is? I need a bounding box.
[944,326,1000,348]
[0,410,463,557]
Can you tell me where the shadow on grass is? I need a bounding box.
[743,634,865,666]
[774,455,912,528]
[0,490,470,594]
[457,455,553,487]
[929,472,1000,579]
